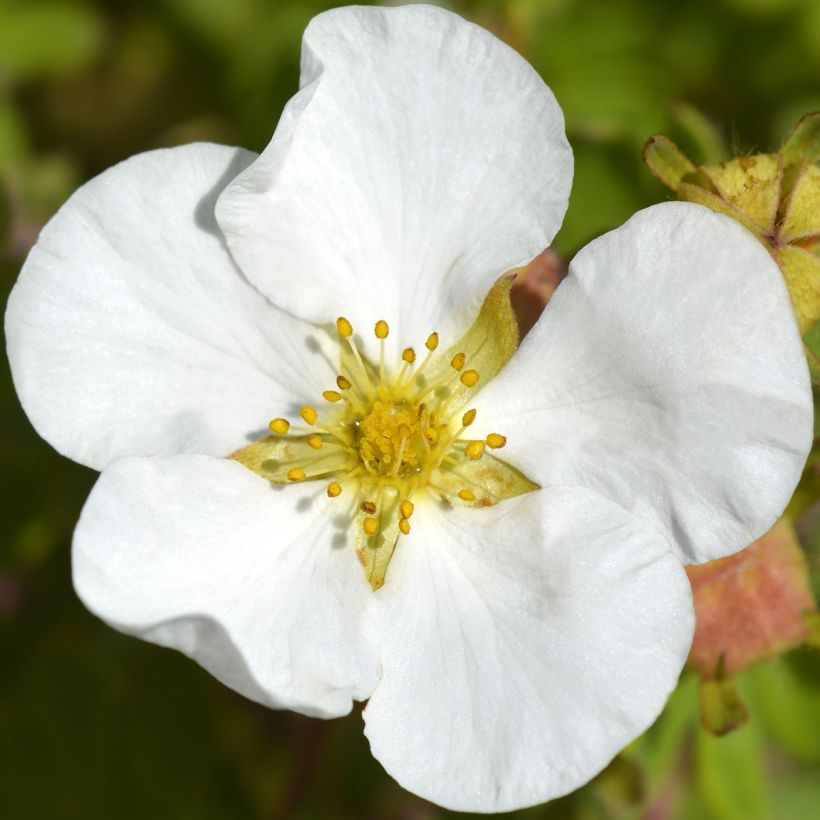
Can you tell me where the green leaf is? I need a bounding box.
[781,111,820,166]
[642,134,697,191]
[743,654,820,762]
[0,3,102,81]
[695,718,770,820]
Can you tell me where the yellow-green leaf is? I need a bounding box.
[418,278,519,414]
[677,182,761,235]
[776,244,820,334]
[355,486,402,591]
[699,676,749,737]
[428,453,538,507]
[700,154,782,233]
[781,110,820,167]
[642,134,697,191]
[780,163,820,242]
[231,435,348,483]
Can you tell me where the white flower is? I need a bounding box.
[4,4,812,813]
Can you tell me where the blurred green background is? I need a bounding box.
[1,0,819,818]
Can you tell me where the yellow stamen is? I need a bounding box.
[465,440,486,460]
[363,517,379,536]
[425,332,439,352]
[336,316,353,338]
[486,433,507,449]
[374,320,389,339]
[269,417,289,435]
[462,409,476,427]
[400,500,414,519]
[460,369,480,388]
[287,467,305,481]
[300,405,318,425]
[458,489,476,502]
[402,347,416,364]
[327,481,342,497]
[399,518,411,535]
[451,352,466,371]
[307,434,323,450]
[336,375,352,390]
[323,390,342,403]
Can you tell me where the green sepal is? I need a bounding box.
[780,110,820,167]
[355,486,402,591]
[642,134,697,191]
[417,278,519,415]
[699,656,749,737]
[429,453,539,507]
[230,435,347,483]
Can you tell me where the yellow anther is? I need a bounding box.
[336,375,352,390]
[300,405,318,425]
[400,500,415,519]
[307,434,323,450]
[269,417,289,435]
[425,332,439,351]
[375,320,389,339]
[486,433,507,449]
[287,467,306,481]
[402,347,416,364]
[363,517,379,536]
[327,481,342,498]
[322,390,342,403]
[361,500,377,515]
[399,518,411,536]
[460,369,480,388]
[451,352,466,371]
[336,316,353,338]
[462,409,477,427]
[465,440,486,460]
[458,489,476,502]
[424,427,439,445]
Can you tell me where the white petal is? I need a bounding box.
[73,454,378,718]
[363,489,692,813]
[5,142,338,470]
[475,202,813,564]
[216,4,572,352]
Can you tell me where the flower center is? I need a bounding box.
[233,291,538,590]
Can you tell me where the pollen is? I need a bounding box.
[300,405,318,425]
[255,309,516,592]
[336,316,353,338]
[460,369,480,387]
[465,440,486,460]
[269,417,289,435]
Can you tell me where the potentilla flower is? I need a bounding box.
[4,4,813,813]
